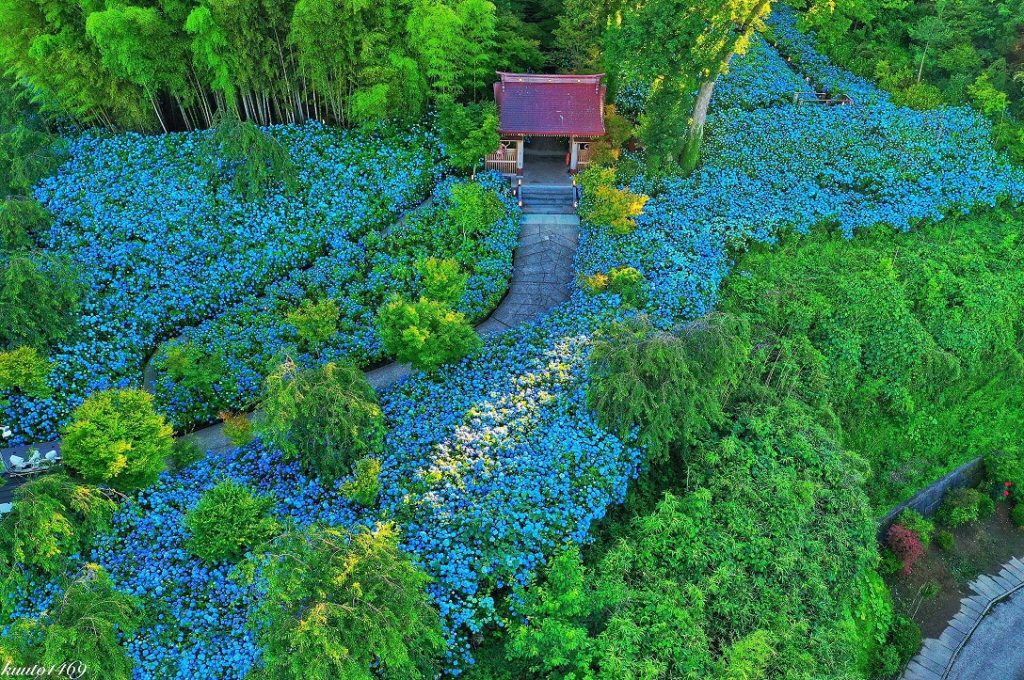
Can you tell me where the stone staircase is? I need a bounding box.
[520,183,577,215]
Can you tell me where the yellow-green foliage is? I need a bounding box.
[285,298,340,352]
[0,345,51,396]
[220,411,254,446]
[61,388,173,491]
[447,182,505,245]
[249,522,446,679]
[377,295,480,371]
[184,479,279,563]
[583,266,645,306]
[0,475,116,575]
[341,457,383,507]
[585,105,634,168]
[420,257,468,306]
[581,271,609,295]
[578,167,647,235]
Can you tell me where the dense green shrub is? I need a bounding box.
[256,361,385,482]
[169,437,205,471]
[587,314,749,467]
[986,448,1024,501]
[894,509,935,547]
[377,295,480,370]
[156,341,235,407]
[5,564,140,680]
[721,209,1024,510]
[0,253,84,350]
[437,102,500,172]
[508,399,878,678]
[1011,503,1024,528]
[991,119,1024,164]
[285,298,340,353]
[0,197,51,252]
[0,345,51,397]
[583,266,646,306]
[61,388,173,491]
[0,126,64,197]
[184,480,279,563]
[341,457,383,507]
[605,266,645,306]
[0,474,116,575]
[801,0,1024,121]
[937,488,993,527]
[248,522,445,679]
[584,105,634,168]
[936,530,955,551]
[420,257,468,306]
[871,614,921,679]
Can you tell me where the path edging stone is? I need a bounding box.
[900,555,1024,680]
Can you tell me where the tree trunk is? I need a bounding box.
[681,77,717,175]
[917,44,928,84]
[150,95,169,134]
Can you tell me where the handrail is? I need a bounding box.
[792,91,855,106]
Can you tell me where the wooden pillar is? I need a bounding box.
[516,139,524,173]
[569,136,579,172]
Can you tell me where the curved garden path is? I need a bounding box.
[902,555,1024,680]
[186,211,580,456]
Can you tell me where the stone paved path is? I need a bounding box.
[946,586,1024,680]
[902,555,1024,680]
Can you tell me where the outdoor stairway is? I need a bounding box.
[520,183,578,215]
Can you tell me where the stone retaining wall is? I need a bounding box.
[878,457,985,539]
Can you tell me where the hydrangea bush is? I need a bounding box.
[713,34,809,111]
[3,123,442,442]
[765,6,890,104]
[6,33,1024,679]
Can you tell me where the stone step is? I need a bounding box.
[522,204,577,215]
[521,214,580,226]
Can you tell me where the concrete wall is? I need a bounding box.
[878,456,986,539]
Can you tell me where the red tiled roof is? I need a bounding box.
[494,72,606,137]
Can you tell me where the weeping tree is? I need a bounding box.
[205,112,298,200]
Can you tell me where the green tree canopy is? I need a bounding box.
[248,522,446,679]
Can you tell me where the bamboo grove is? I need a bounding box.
[0,0,543,131]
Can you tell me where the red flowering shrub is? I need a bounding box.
[887,525,925,575]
